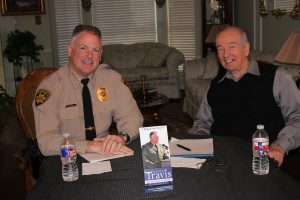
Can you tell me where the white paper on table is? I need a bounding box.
[82,161,112,175]
[80,152,130,163]
[170,137,214,158]
[171,157,206,169]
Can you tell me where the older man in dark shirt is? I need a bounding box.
[189,26,300,166]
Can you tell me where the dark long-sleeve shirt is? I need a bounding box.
[189,60,300,153]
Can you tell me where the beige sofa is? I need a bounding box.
[102,42,185,99]
[183,51,300,118]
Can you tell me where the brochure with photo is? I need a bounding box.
[139,125,173,193]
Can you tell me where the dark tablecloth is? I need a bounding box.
[26,133,300,200]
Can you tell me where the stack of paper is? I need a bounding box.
[169,137,214,158]
[80,153,130,163]
[82,161,112,175]
[79,153,132,175]
[171,157,206,169]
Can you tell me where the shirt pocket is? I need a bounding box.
[61,105,82,120]
[60,105,84,139]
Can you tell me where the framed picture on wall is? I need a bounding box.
[0,0,45,16]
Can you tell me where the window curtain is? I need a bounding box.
[53,0,157,65]
[92,0,157,45]
[53,0,82,66]
[168,0,196,60]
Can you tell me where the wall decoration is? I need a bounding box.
[0,0,45,16]
[81,0,91,12]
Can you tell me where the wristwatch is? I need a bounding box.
[119,131,130,143]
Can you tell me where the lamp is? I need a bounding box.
[205,24,230,43]
[275,32,300,64]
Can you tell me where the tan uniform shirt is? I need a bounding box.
[33,64,143,156]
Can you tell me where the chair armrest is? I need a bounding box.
[14,146,30,170]
[184,58,206,81]
[166,48,185,83]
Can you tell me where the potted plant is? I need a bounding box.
[3,29,43,81]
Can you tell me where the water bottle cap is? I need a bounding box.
[257,124,264,129]
[62,132,70,138]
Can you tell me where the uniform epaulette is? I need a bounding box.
[99,63,111,70]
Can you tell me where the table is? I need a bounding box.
[136,93,169,125]
[26,133,300,200]
[136,93,169,109]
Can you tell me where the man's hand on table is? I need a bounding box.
[85,135,134,155]
[268,144,285,166]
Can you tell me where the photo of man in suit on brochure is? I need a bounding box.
[142,131,170,168]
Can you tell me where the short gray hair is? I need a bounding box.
[70,24,102,45]
[217,26,248,46]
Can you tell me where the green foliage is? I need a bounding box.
[4,29,44,67]
[0,85,15,132]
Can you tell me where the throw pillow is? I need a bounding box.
[202,52,220,79]
[138,46,170,67]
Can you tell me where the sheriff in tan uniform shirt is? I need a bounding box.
[33,63,143,156]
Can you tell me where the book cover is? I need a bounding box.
[139,125,173,193]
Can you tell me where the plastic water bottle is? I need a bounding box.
[252,124,269,175]
[60,133,79,181]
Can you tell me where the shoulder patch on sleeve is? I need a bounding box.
[35,89,51,106]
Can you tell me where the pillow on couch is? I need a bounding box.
[138,46,170,67]
[202,52,220,80]
[250,50,275,64]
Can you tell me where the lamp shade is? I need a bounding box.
[205,24,230,43]
[275,32,300,64]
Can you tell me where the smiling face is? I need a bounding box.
[215,27,250,78]
[67,31,102,77]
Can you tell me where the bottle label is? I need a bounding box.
[61,146,76,157]
[253,138,269,151]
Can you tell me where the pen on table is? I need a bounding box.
[176,144,191,151]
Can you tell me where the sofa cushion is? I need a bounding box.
[186,79,211,106]
[127,44,148,68]
[102,44,148,69]
[202,52,219,80]
[102,44,127,69]
[138,46,170,67]
[116,67,169,81]
[250,51,275,64]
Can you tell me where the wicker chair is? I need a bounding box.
[15,67,56,191]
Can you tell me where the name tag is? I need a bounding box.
[65,104,77,108]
